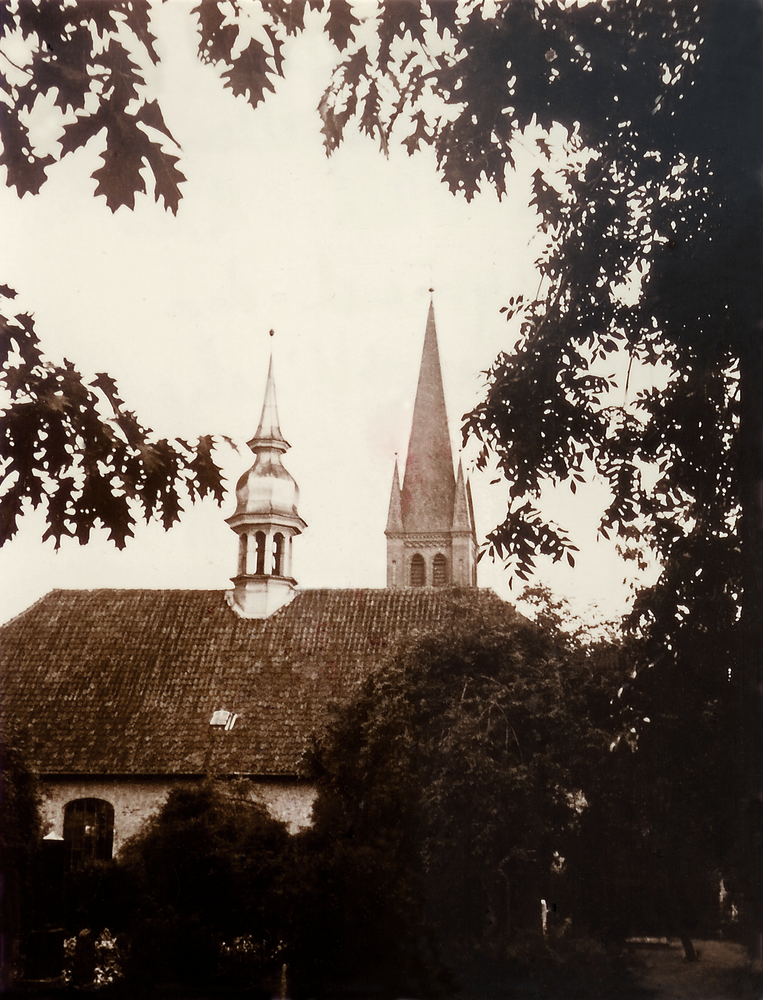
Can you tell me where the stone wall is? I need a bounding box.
[41,776,317,855]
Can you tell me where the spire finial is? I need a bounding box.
[269,329,274,338]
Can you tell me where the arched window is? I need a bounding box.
[432,553,448,587]
[410,553,426,587]
[273,533,284,576]
[255,531,266,575]
[63,799,114,872]
[238,534,247,575]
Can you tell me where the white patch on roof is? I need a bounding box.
[210,710,238,730]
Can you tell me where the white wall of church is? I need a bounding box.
[249,781,317,833]
[41,777,318,854]
[41,779,176,854]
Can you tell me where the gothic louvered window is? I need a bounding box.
[410,553,426,587]
[432,553,448,587]
[63,799,114,872]
[255,531,266,574]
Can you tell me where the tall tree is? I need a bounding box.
[308,0,763,949]
[308,592,629,987]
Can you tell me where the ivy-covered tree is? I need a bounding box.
[307,593,630,990]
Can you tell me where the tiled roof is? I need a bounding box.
[1,588,510,777]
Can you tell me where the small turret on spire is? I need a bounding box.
[452,458,474,533]
[385,456,404,534]
[451,457,478,586]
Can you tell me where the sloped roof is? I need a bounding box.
[401,301,456,533]
[1,587,510,778]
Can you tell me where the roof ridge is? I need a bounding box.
[0,591,53,628]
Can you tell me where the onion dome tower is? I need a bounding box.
[226,346,306,618]
[385,299,477,588]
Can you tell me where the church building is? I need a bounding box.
[1,302,502,869]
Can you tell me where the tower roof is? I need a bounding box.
[228,348,306,618]
[248,354,289,453]
[452,458,475,534]
[385,457,404,534]
[401,301,456,532]
[233,354,300,522]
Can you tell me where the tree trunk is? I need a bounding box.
[721,1,763,961]
[738,332,763,960]
[680,935,699,963]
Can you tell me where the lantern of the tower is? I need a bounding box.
[226,354,306,618]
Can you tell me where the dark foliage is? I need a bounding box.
[307,0,763,944]
[0,738,42,985]
[94,782,297,991]
[0,285,225,548]
[306,593,630,989]
[90,779,442,997]
[0,0,182,210]
[562,529,740,949]
[1,2,225,547]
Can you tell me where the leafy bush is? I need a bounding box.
[107,781,296,991]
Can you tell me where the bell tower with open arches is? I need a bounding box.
[226,344,307,618]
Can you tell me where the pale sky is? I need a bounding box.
[0,2,653,626]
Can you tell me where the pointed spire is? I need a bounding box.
[385,457,404,533]
[248,350,289,452]
[466,477,476,534]
[401,300,455,532]
[452,458,473,532]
